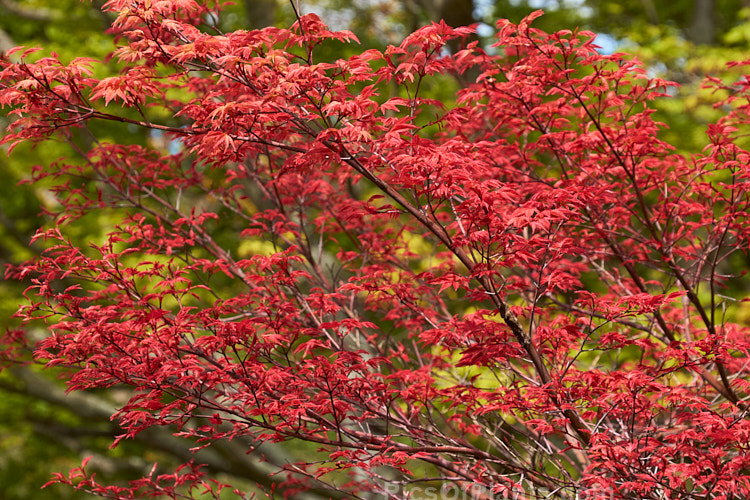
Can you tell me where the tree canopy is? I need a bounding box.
[3,1,750,499]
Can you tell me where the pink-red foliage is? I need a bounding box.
[3,2,750,498]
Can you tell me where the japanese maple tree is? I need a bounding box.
[3,0,750,498]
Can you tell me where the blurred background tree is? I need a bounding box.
[2,0,750,498]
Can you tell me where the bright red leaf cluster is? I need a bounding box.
[3,2,750,499]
